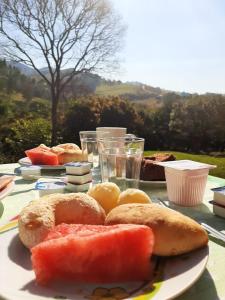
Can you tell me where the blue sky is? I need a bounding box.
[111,0,225,94]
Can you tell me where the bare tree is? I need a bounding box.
[0,0,125,144]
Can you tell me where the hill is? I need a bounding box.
[6,61,37,76]
[95,80,167,102]
[5,60,169,101]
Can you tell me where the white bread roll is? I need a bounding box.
[105,203,208,256]
[19,193,106,248]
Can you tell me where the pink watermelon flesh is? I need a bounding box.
[31,223,154,285]
[25,147,59,165]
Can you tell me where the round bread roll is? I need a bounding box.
[87,182,120,214]
[51,143,84,164]
[56,143,80,150]
[19,193,106,249]
[117,188,151,205]
[105,203,208,256]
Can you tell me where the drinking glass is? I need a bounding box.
[96,127,127,139]
[98,136,145,190]
[79,131,99,168]
[79,130,110,183]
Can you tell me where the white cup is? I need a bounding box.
[165,168,209,206]
[156,160,216,206]
[96,127,127,139]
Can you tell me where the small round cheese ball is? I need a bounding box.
[87,182,121,214]
[117,188,151,206]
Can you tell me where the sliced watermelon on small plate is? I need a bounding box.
[25,146,59,166]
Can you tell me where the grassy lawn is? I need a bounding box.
[96,83,140,96]
[144,151,225,179]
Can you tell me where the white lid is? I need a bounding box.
[156,160,216,171]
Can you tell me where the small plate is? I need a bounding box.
[0,180,14,201]
[139,180,166,187]
[18,157,66,170]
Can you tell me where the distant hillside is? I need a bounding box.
[4,61,187,102]
[95,80,167,101]
[6,61,37,76]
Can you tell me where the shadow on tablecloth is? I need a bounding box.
[174,268,219,300]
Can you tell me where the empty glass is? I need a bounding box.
[98,136,145,190]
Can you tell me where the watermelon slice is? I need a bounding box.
[31,223,154,285]
[25,146,59,165]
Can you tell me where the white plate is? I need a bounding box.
[0,180,14,201]
[18,157,66,170]
[0,228,208,300]
[139,180,166,187]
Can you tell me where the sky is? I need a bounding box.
[111,0,225,94]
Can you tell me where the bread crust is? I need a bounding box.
[105,203,208,256]
[117,188,151,205]
[19,193,106,248]
[51,143,84,164]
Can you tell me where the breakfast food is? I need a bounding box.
[51,143,84,164]
[67,173,92,185]
[87,182,121,214]
[25,143,84,165]
[140,153,176,181]
[66,182,91,192]
[117,188,151,205]
[25,146,59,165]
[18,193,106,248]
[105,203,208,256]
[65,162,92,175]
[65,162,92,192]
[31,223,154,285]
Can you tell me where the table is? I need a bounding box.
[0,163,225,300]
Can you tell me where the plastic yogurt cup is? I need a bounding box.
[35,181,66,197]
[156,160,216,206]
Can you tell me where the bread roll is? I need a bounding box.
[117,188,151,205]
[51,143,84,164]
[105,203,208,256]
[19,193,106,248]
[87,182,120,214]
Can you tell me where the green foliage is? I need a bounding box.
[1,59,225,168]
[62,98,99,143]
[1,118,51,159]
[169,95,225,152]
[0,59,49,100]
[27,98,51,118]
[98,97,143,134]
[61,96,144,144]
[95,81,164,101]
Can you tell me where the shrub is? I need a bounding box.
[1,118,51,159]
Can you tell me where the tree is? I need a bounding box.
[0,0,125,144]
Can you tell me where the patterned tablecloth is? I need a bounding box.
[0,163,225,300]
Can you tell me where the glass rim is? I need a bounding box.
[96,127,127,131]
[98,136,145,142]
[79,131,96,135]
